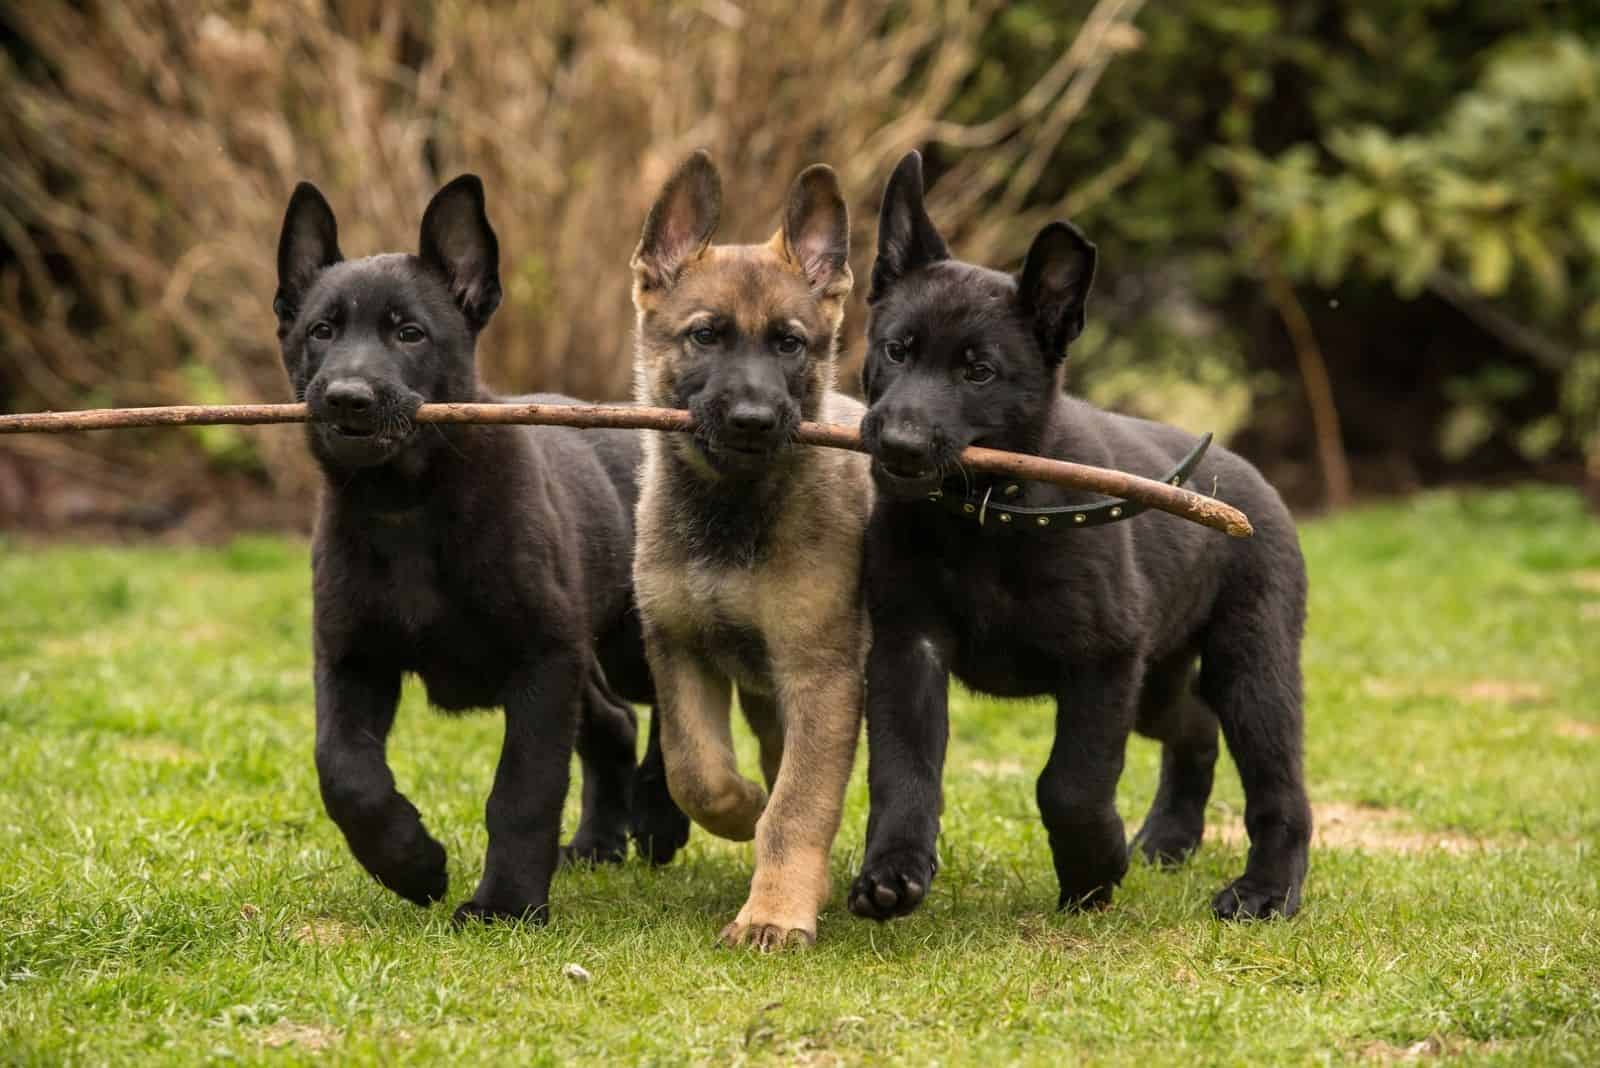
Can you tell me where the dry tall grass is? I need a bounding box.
[0,0,1145,516]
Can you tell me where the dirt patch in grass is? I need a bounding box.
[1353,1035,1504,1062]
[1555,720,1600,740]
[292,917,360,947]
[967,759,1028,778]
[116,737,202,763]
[1215,802,1508,855]
[1363,678,1550,704]
[1570,570,1600,593]
[259,1020,339,1051]
[1014,915,1098,954]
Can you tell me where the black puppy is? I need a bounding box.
[274,175,673,923]
[848,152,1311,922]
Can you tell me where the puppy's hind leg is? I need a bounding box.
[1199,582,1312,920]
[630,706,693,865]
[563,665,638,866]
[1131,655,1219,867]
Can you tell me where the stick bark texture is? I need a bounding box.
[0,402,1253,537]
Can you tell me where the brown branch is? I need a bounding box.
[0,402,1255,537]
[1261,255,1353,511]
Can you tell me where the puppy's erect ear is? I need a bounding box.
[419,174,502,332]
[779,164,851,300]
[869,150,948,303]
[632,150,721,294]
[1017,221,1096,360]
[274,182,342,330]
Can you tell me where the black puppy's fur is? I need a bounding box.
[274,175,679,923]
[849,153,1312,922]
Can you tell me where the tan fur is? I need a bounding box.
[631,191,872,949]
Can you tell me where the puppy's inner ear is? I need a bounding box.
[633,151,721,292]
[275,183,342,327]
[869,150,948,303]
[1017,221,1096,360]
[419,174,502,331]
[780,164,851,299]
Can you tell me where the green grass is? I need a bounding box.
[2,487,1598,1066]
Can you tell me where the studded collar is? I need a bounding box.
[926,433,1213,531]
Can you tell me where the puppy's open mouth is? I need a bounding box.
[331,424,377,439]
[878,462,937,481]
[872,459,942,497]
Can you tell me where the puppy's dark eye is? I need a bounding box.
[396,324,426,344]
[308,321,335,342]
[964,363,996,385]
[774,335,805,357]
[690,326,719,348]
[883,338,907,364]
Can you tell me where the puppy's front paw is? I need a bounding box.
[717,888,819,951]
[718,919,816,952]
[1211,877,1300,921]
[848,850,937,921]
[364,833,449,907]
[451,898,550,927]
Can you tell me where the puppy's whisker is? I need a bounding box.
[954,459,972,496]
[428,422,468,461]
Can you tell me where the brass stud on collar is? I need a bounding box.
[1110,506,1123,518]
[1171,476,1182,485]
[963,503,976,514]
[1037,516,1049,526]
[999,512,1012,523]
[1074,513,1087,524]
[1004,484,1020,497]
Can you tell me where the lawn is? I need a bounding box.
[1,486,1597,1066]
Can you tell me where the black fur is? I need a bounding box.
[273,176,683,924]
[849,152,1312,923]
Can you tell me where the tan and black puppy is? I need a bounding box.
[628,151,872,949]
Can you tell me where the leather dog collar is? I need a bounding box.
[927,433,1213,531]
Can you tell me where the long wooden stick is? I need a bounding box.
[0,402,1253,537]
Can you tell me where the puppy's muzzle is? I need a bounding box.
[876,423,935,476]
[867,418,946,498]
[320,378,380,437]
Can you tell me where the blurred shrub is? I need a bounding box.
[1223,33,1600,470]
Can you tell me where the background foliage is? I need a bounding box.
[1,1,1596,532]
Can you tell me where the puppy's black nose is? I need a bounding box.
[878,423,932,470]
[323,379,375,416]
[727,402,779,435]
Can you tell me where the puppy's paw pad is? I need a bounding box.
[1211,878,1298,921]
[718,920,815,951]
[848,856,933,921]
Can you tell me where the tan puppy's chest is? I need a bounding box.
[637,558,768,692]
[634,474,867,695]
